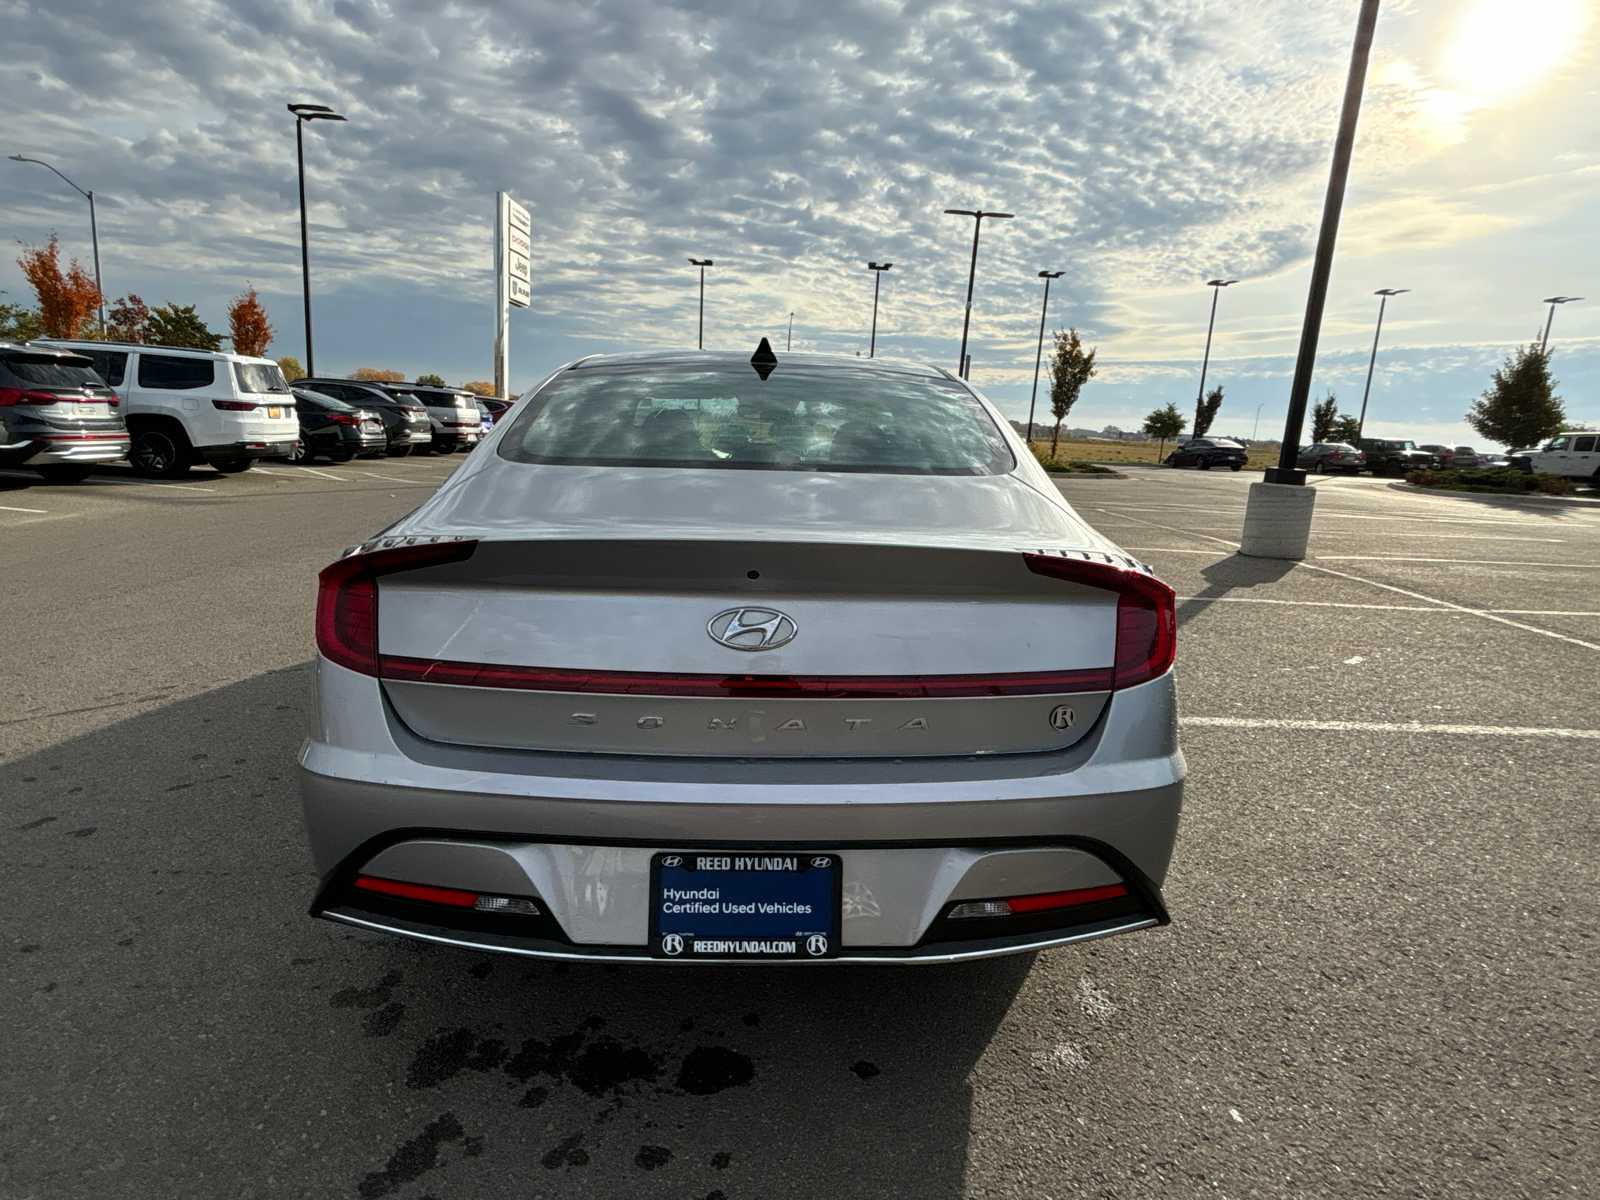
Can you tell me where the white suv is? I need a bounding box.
[1523,432,1600,481]
[41,340,298,477]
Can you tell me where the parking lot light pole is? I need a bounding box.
[1241,0,1381,559]
[943,208,1014,378]
[1027,271,1064,441]
[787,312,794,352]
[1540,296,1582,353]
[287,103,346,379]
[687,259,713,349]
[1194,278,1237,427]
[9,154,106,335]
[866,262,892,357]
[1355,288,1408,443]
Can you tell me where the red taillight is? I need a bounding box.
[213,400,257,411]
[325,413,361,425]
[315,540,478,675]
[947,883,1129,919]
[354,875,478,907]
[0,387,63,406]
[1023,554,1177,689]
[107,395,120,408]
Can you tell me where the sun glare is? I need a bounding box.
[1437,0,1592,107]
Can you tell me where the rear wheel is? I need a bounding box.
[213,458,256,474]
[286,439,312,465]
[1197,458,1211,470]
[34,464,95,485]
[129,426,191,479]
[1230,464,1242,472]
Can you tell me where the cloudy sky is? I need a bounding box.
[3,0,1596,445]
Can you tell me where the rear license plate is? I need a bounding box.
[362,421,382,431]
[651,852,840,959]
[73,403,99,416]
[268,406,283,419]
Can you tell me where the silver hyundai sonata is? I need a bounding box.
[300,346,1183,963]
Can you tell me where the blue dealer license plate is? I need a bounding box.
[650,852,840,959]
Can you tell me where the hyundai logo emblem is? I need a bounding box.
[707,607,798,651]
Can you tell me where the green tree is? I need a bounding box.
[0,293,43,341]
[1331,414,1361,445]
[145,303,223,350]
[106,294,150,343]
[1466,343,1566,449]
[1047,328,1097,457]
[415,373,447,387]
[1193,385,1223,438]
[1143,402,1186,460]
[1310,390,1339,443]
[277,355,305,381]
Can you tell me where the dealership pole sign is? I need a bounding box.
[494,192,531,398]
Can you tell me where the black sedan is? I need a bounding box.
[1164,437,1248,471]
[287,389,387,464]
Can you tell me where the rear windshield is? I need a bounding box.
[295,390,356,413]
[234,363,290,394]
[0,352,109,390]
[498,363,1014,475]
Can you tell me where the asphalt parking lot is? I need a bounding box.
[4,455,1597,1199]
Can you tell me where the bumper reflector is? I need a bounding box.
[948,883,1128,919]
[353,874,541,916]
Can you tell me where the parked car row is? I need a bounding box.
[0,338,511,483]
[1293,440,1486,476]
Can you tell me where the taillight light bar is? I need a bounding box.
[1023,554,1176,689]
[354,874,541,915]
[213,399,257,411]
[0,387,68,406]
[315,539,478,675]
[379,655,1114,698]
[947,883,1128,919]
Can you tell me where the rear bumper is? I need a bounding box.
[199,439,295,462]
[299,659,1185,962]
[26,434,130,464]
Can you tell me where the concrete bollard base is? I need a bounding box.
[1239,482,1316,560]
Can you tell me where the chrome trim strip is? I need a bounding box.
[321,910,1158,965]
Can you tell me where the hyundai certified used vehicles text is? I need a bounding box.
[0,341,129,482]
[302,347,1184,964]
[295,378,433,457]
[44,339,297,477]
[1164,437,1247,471]
[288,389,388,463]
[1295,443,1366,474]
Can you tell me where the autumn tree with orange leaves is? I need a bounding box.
[228,285,274,357]
[17,234,102,338]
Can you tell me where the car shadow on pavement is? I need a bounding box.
[1174,553,1298,629]
[3,665,1029,1200]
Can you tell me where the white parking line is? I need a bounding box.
[1178,596,1449,612]
[295,467,349,481]
[1316,556,1600,568]
[0,503,49,513]
[356,471,419,483]
[1088,506,1600,653]
[1182,716,1600,739]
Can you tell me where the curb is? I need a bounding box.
[1386,480,1600,508]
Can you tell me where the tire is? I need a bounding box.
[327,448,356,463]
[1197,458,1211,470]
[129,426,192,479]
[385,443,412,458]
[1230,464,1242,472]
[213,458,256,474]
[34,464,95,485]
[286,439,312,465]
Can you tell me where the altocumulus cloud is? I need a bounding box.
[3,0,1405,368]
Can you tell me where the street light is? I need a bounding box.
[1026,271,1064,441]
[1355,288,1408,443]
[9,154,106,335]
[866,262,893,357]
[787,311,794,352]
[943,208,1014,378]
[688,258,713,349]
[1540,296,1582,353]
[287,103,346,379]
[1194,278,1237,431]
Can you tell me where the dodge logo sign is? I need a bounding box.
[707,607,798,651]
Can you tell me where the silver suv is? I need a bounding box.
[0,341,129,483]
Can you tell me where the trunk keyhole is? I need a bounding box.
[747,570,760,579]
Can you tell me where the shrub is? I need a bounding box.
[1405,468,1571,495]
